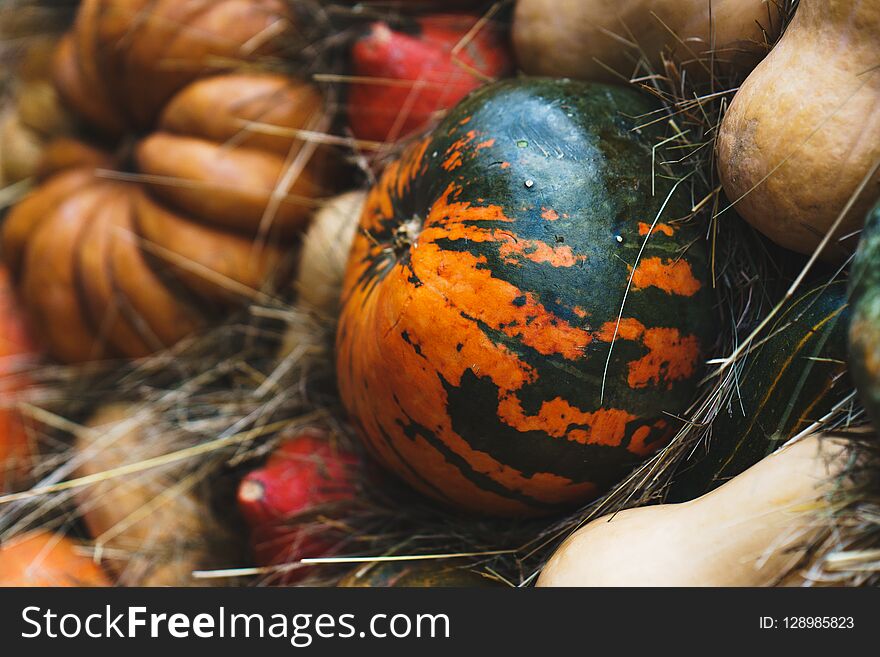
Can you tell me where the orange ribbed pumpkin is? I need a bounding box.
[1,0,338,362]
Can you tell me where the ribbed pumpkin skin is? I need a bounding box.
[0,73,326,363]
[849,201,880,426]
[57,0,290,132]
[0,0,334,363]
[336,79,716,516]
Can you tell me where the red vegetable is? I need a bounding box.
[237,430,358,583]
[0,265,37,491]
[347,13,511,143]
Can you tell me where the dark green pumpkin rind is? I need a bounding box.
[669,280,851,502]
[849,200,880,428]
[430,81,713,423]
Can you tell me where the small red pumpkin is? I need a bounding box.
[237,430,359,583]
[0,265,37,491]
[347,13,511,143]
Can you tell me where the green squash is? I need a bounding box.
[669,280,850,502]
[336,78,718,516]
[849,200,880,426]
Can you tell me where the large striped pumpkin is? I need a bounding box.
[336,79,717,516]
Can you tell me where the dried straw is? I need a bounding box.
[1,0,877,587]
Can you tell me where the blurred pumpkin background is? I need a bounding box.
[0,0,877,588]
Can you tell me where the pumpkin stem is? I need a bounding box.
[390,214,422,257]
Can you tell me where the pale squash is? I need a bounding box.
[512,0,780,82]
[75,403,235,586]
[278,190,365,360]
[716,0,880,260]
[295,190,366,317]
[537,434,849,587]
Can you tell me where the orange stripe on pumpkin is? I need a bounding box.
[442,151,463,171]
[362,139,430,226]
[594,317,646,342]
[627,419,672,456]
[496,395,636,447]
[498,239,586,268]
[627,327,700,389]
[417,186,592,360]
[413,243,592,361]
[593,319,701,390]
[638,221,675,236]
[631,257,702,296]
[442,133,494,171]
[423,188,585,267]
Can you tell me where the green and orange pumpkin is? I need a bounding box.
[336,78,717,516]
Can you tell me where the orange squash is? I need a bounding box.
[54,0,292,132]
[1,0,339,362]
[0,530,111,587]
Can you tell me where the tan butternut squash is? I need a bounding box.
[717,1,880,260]
[295,190,366,317]
[279,190,365,360]
[75,403,235,586]
[537,434,849,587]
[512,0,780,82]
